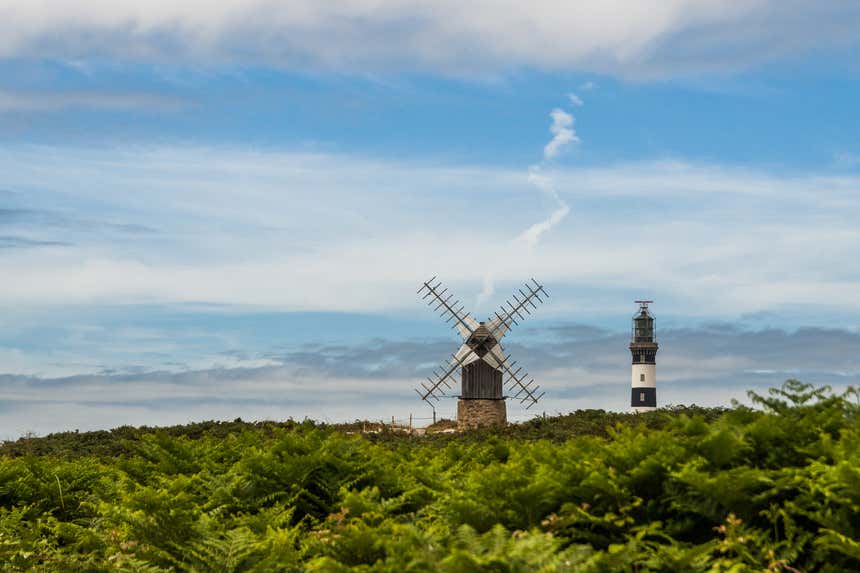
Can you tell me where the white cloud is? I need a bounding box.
[0,2,857,76]
[568,93,584,107]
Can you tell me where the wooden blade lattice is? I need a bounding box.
[415,277,476,402]
[414,277,548,408]
[495,346,545,409]
[490,278,548,338]
[417,276,475,334]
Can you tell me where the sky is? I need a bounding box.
[1,1,860,437]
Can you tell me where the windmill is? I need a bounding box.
[416,277,548,429]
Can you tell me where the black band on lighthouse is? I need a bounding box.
[631,387,656,407]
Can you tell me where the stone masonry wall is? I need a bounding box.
[457,399,507,430]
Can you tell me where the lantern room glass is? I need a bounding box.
[631,307,656,343]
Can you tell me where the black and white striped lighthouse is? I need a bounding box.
[630,300,658,412]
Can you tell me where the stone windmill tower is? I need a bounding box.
[416,277,548,429]
[630,300,658,412]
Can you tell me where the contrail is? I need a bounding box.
[478,97,582,308]
[543,108,579,159]
[517,104,579,248]
[476,272,496,307]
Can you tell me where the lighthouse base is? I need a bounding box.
[457,399,506,430]
[631,406,657,413]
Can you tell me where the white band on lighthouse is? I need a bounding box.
[631,364,656,388]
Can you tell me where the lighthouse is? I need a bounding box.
[630,300,658,412]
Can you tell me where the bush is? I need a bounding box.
[0,380,857,571]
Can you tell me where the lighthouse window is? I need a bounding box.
[640,392,645,401]
[640,373,645,382]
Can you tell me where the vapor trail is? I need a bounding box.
[517,105,579,248]
[478,97,582,307]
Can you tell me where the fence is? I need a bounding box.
[350,411,547,435]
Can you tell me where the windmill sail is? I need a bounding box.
[470,342,542,408]
[416,348,473,402]
[496,349,544,408]
[414,276,548,408]
[487,278,548,340]
[418,277,479,339]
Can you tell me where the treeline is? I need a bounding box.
[0,380,858,571]
[1,419,307,459]
[0,405,729,459]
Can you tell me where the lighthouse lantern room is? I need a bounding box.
[630,300,658,412]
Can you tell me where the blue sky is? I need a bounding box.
[1,2,860,436]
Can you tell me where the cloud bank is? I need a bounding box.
[2,322,858,438]
[2,145,860,318]
[1,2,858,76]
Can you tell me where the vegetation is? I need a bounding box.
[0,380,858,571]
